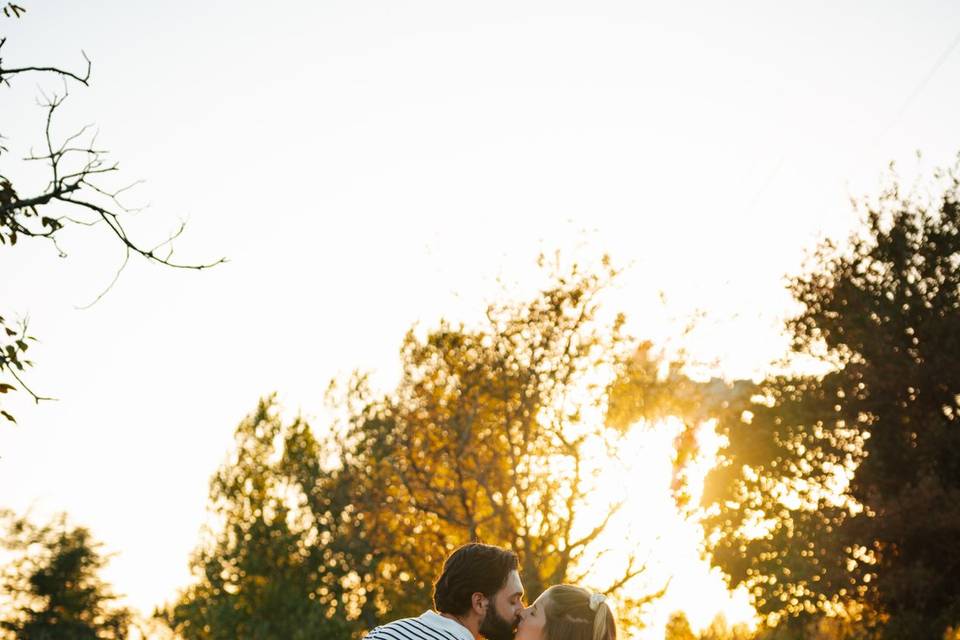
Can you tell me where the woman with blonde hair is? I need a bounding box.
[514,585,616,640]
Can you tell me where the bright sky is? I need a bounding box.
[2,1,960,637]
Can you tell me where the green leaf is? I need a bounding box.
[0,383,14,393]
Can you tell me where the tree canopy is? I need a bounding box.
[162,398,350,640]
[167,259,667,638]
[0,511,130,639]
[697,161,960,637]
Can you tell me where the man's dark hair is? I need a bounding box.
[433,543,519,615]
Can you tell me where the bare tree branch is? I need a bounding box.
[1,35,225,423]
[74,248,130,310]
[0,37,91,87]
[1,91,226,272]
[602,551,662,595]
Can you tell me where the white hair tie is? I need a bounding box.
[589,593,606,611]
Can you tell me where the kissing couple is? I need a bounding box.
[366,542,617,640]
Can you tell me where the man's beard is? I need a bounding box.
[479,605,517,640]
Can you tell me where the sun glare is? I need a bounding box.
[575,417,757,637]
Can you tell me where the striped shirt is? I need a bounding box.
[365,610,474,640]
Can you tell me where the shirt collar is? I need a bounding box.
[419,610,476,640]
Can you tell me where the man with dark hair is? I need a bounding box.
[365,543,525,640]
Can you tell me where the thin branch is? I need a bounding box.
[62,164,120,181]
[567,548,612,584]
[74,247,130,310]
[0,183,81,215]
[567,501,623,553]
[0,41,91,87]
[55,215,100,227]
[1,318,53,405]
[603,552,662,594]
[5,365,54,404]
[62,198,227,270]
[56,123,95,151]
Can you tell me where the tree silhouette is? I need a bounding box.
[700,158,960,637]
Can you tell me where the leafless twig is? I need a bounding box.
[0,37,91,87]
[2,90,226,289]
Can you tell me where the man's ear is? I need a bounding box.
[471,592,488,616]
